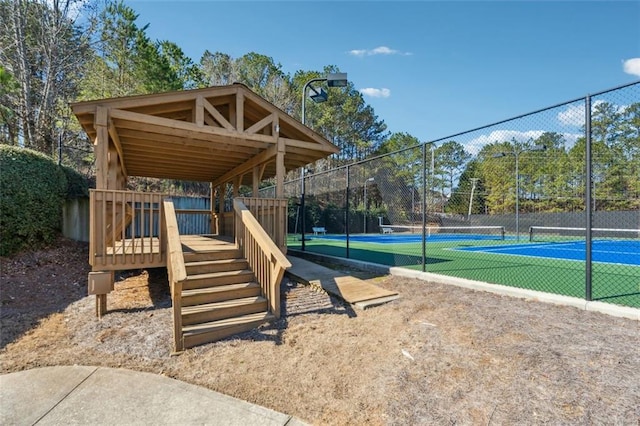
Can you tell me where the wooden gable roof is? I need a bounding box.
[71,83,339,185]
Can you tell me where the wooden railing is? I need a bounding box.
[163,200,187,353]
[236,197,288,254]
[89,189,166,269]
[234,199,291,318]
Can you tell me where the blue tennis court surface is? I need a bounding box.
[314,233,503,244]
[456,240,640,266]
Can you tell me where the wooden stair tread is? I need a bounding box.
[182,312,275,335]
[186,269,253,280]
[181,282,259,297]
[181,296,266,314]
[185,258,247,267]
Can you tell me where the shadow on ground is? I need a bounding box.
[0,239,91,349]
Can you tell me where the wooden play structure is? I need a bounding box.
[71,84,338,351]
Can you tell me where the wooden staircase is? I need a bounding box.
[163,199,290,353]
[178,236,275,349]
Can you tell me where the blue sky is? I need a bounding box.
[127,1,640,148]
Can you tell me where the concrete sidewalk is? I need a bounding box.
[1,366,306,426]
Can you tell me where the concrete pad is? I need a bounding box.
[0,365,98,426]
[286,255,398,306]
[1,367,303,426]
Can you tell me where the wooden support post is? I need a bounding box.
[214,183,218,234]
[88,271,114,318]
[195,95,204,126]
[233,177,240,197]
[252,165,260,197]
[96,295,107,318]
[94,107,109,190]
[236,90,244,132]
[93,108,110,314]
[275,128,285,198]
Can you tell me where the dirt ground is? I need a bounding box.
[1,237,639,425]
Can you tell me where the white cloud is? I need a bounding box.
[464,130,543,155]
[348,46,412,57]
[623,58,640,77]
[464,130,583,155]
[558,104,585,127]
[359,87,391,98]
[349,49,367,57]
[557,99,611,127]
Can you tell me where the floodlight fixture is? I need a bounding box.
[326,73,348,87]
[309,87,328,103]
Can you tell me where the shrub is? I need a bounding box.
[0,145,68,256]
[61,165,89,199]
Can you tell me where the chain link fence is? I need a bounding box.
[266,81,640,308]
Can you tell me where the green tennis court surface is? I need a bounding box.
[288,234,640,308]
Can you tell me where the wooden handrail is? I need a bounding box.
[233,199,291,318]
[163,199,186,352]
[234,199,290,268]
[164,200,187,282]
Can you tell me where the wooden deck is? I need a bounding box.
[180,234,236,253]
[96,235,236,271]
[285,256,399,308]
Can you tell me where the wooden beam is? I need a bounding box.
[276,133,285,198]
[245,113,275,135]
[115,128,261,155]
[211,145,277,188]
[195,95,204,126]
[108,120,128,178]
[280,137,339,153]
[202,97,234,131]
[94,107,109,189]
[236,90,244,132]
[71,86,238,115]
[252,165,260,196]
[109,108,276,145]
[203,113,216,127]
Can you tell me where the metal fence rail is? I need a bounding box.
[269,81,640,308]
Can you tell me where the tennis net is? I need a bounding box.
[379,225,506,241]
[529,226,640,242]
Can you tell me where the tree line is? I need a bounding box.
[443,101,640,215]
[2,1,638,214]
[0,0,391,190]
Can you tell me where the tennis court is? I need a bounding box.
[290,225,640,308]
[457,240,640,266]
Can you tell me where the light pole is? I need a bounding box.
[300,73,348,250]
[301,73,348,127]
[411,184,415,227]
[468,178,479,220]
[363,177,374,234]
[494,144,546,241]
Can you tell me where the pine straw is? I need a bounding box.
[1,239,639,424]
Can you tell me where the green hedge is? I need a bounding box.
[0,145,88,256]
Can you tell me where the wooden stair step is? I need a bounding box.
[182,312,275,348]
[185,258,248,275]
[183,269,255,290]
[181,282,261,306]
[181,296,267,325]
[182,249,242,262]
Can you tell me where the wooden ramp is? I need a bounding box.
[285,256,399,309]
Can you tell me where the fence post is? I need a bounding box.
[346,165,350,258]
[422,143,427,272]
[585,95,593,301]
